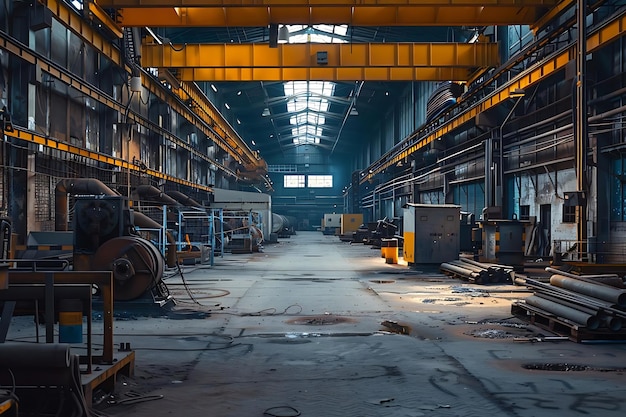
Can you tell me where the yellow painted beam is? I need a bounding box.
[530,0,574,33]
[5,127,214,192]
[116,5,547,26]
[43,0,122,66]
[39,0,265,180]
[175,66,473,81]
[142,42,499,69]
[100,0,556,6]
[177,81,267,173]
[363,10,626,181]
[87,1,124,38]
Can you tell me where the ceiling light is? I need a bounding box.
[237,90,242,96]
[225,103,230,109]
[210,84,218,93]
[252,140,256,145]
[236,118,241,124]
[278,25,290,43]
[262,107,270,117]
[349,107,359,116]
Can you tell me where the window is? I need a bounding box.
[563,205,576,223]
[308,175,333,188]
[520,205,530,221]
[284,175,305,188]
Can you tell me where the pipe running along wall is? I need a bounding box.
[55,178,119,231]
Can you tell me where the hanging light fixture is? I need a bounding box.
[278,25,290,43]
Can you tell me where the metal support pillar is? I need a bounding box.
[485,136,494,208]
[576,0,588,249]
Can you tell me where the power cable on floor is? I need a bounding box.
[174,261,202,305]
[263,406,301,417]
[207,303,303,317]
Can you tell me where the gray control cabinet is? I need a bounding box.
[403,204,461,264]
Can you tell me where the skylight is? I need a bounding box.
[285,81,334,145]
[282,25,345,146]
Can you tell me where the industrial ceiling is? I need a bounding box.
[94,0,556,161]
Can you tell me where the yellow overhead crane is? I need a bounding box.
[97,0,557,27]
[141,42,500,82]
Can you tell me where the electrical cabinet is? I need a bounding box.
[403,204,460,265]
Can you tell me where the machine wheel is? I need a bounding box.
[92,236,164,301]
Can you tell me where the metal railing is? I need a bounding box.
[553,239,626,264]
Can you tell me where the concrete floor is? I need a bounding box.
[8,231,626,416]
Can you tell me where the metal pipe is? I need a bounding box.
[55,178,119,231]
[133,185,178,205]
[525,295,601,330]
[440,262,481,283]
[497,92,525,208]
[602,316,623,332]
[545,267,620,281]
[0,343,71,368]
[550,274,626,307]
[165,190,204,208]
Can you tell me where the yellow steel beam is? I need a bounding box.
[364,10,626,180]
[4,127,213,192]
[115,6,547,27]
[0,33,261,183]
[175,66,474,81]
[87,1,124,38]
[40,0,266,181]
[142,42,499,69]
[177,81,267,172]
[43,0,122,66]
[100,0,556,6]
[530,0,574,33]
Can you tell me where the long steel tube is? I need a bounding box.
[440,263,480,282]
[525,295,601,330]
[535,293,622,331]
[518,277,626,318]
[550,274,626,307]
[545,267,619,281]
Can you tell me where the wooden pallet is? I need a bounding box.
[511,302,626,343]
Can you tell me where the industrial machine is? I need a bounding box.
[322,213,341,235]
[54,179,172,303]
[403,203,461,265]
[477,218,526,271]
[353,217,398,247]
[339,213,363,241]
[272,213,296,240]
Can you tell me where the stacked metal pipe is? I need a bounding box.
[514,268,626,332]
[440,258,514,284]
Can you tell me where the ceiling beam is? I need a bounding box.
[101,0,555,6]
[143,42,498,68]
[115,5,550,27]
[171,66,477,81]
[143,42,497,81]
